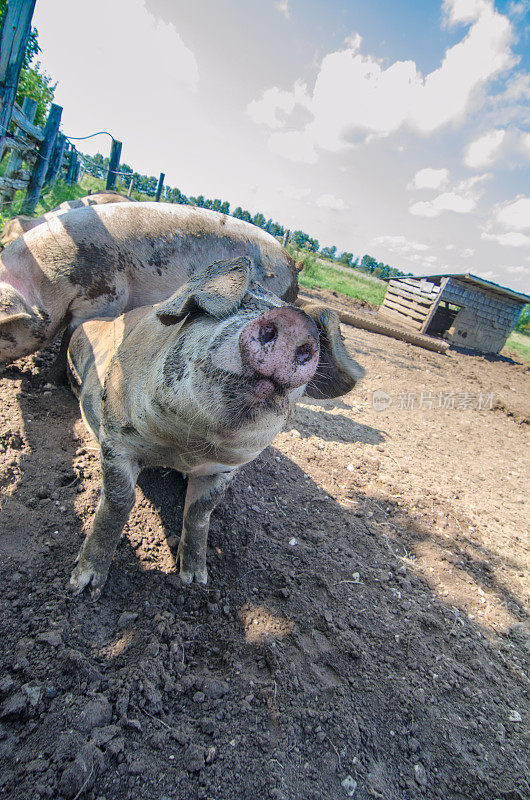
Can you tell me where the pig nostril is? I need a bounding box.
[294,343,314,365]
[258,323,277,345]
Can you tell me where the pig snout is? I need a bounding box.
[239,307,319,396]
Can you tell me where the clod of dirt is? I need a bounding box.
[74,696,113,732]
[181,743,206,772]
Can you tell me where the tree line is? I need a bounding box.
[83,153,410,281]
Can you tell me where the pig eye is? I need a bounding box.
[259,323,277,345]
[295,343,314,365]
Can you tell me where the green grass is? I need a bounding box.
[289,247,387,306]
[0,173,155,228]
[503,331,530,361]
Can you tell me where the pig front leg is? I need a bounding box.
[178,472,235,584]
[70,446,139,599]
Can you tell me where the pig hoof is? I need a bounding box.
[69,563,105,598]
[179,566,208,585]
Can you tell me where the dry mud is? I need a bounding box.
[0,288,528,800]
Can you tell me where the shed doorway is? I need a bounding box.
[424,301,463,338]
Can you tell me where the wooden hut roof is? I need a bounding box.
[382,273,530,305]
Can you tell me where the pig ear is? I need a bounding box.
[156,256,252,325]
[299,303,365,399]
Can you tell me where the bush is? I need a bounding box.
[515,304,530,334]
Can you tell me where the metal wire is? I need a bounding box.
[63,131,115,142]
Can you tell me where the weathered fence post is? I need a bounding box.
[283,229,290,247]
[0,0,36,158]
[155,172,165,202]
[127,174,134,197]
[66,146,78,184]
[0,95,36,200]
[106,138,122,190]
[20,102,62,214]
[44,132,66,189]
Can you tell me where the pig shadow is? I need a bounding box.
[286,397,385,445]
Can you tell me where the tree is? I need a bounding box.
[321,246,337,260]
[252,212,266,229]
[515,304,530,333]
[292,230,310,249]
[360,254,379,273]
[339,252,353,267]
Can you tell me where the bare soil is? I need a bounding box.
[0,287,528,800]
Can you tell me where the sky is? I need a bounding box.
[32,0,530,293]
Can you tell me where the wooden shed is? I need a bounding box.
[378,273,530,354]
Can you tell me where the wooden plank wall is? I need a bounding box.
[378,277,440,330]
[441,278,523,353]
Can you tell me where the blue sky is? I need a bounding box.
[34,0,530,292]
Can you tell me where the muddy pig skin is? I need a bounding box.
[0,202,297,367]
[67,257,364,598]
[0,192,133,248]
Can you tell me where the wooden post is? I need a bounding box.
[155,172,165,202]
[20,102,62,215]
[106,138,122,189]
[420,277,449,334]
[44,132,66,188]
[127,174,134,197]
[283,229,290,247]
[66,146,78,184]
[0,0,37,158]
[0,95,36,201]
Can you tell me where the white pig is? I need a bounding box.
[0,203,297,369]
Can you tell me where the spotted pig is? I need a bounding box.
[67,257,364,597]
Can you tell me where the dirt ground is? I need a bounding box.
[0,287,528,800]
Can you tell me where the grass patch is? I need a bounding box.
[503,331,530,361]
[290,247,387,306]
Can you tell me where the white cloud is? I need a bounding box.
[507,1,530,19]
[372,234,430,253]
[278,185,311,201]
[249,0,515,160]
[506,264,530,274]
[274,0,291,19]
[315,194,349,211]
[464,129,506,167]
[247,80,311,129]
[461,248,475,256]
[496,197,530,230]
[444,0,489,25]
[476,269,499,280]
[409,168,450,190]
[409,174,489,217]
[482,231,530,246]
[521,132,530,156]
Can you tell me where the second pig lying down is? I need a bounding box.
[67,257,364,598]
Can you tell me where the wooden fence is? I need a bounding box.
[0,97,64,213]
[0,0,174,217]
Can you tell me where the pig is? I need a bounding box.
[0,192,132,248]
[0,202,298,371]
[67,256,364,597]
